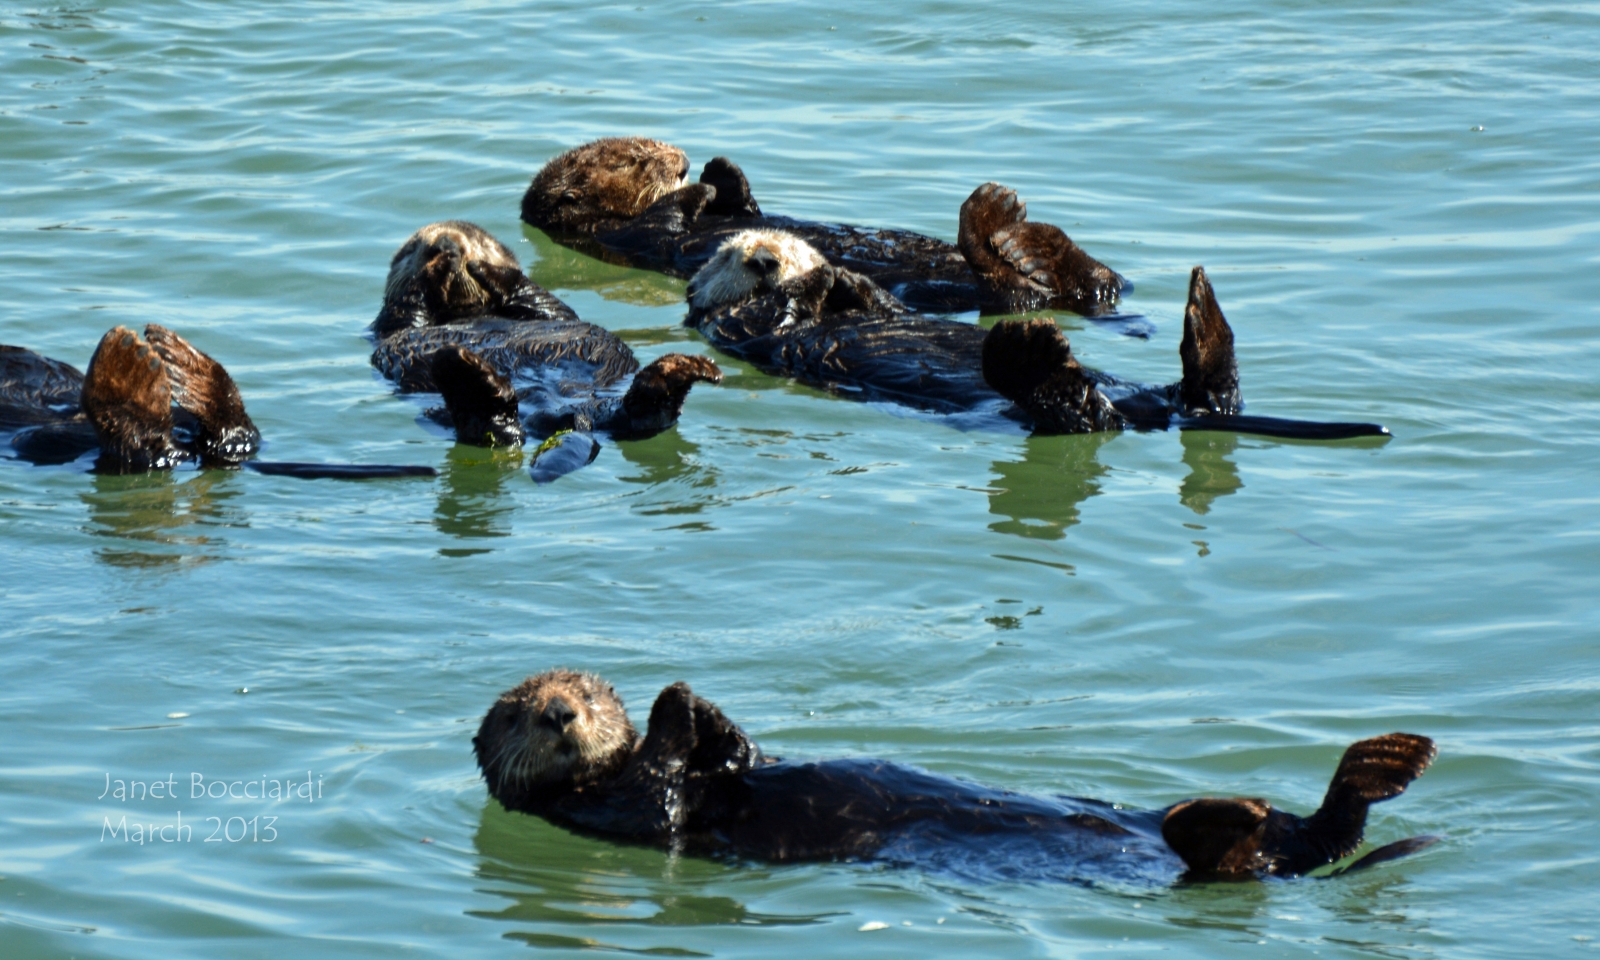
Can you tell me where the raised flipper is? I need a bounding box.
[958,182,1128,316]
[80,326,184,473]
[1163,733,1436,878]
[429,346,525,447]
[142,324,260,466]
[982,319,1127,434]
[699,157,762,217]
[615,353,722,439]
[528,430,601,484]
[1177,267,1241,416]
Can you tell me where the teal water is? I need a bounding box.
[3,1,1598,956]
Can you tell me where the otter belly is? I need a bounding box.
[687,758,1183,886]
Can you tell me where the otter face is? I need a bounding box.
[685,229,828,312]
[382,221,521,323]
[474,669,638,803]
[523,137,691,234]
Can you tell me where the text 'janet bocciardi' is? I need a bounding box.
[97,772,326,845]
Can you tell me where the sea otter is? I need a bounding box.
[679,229,1388,441]
[369,221,721,477]
[474,669,1439,885]
[520,136,1130,318]
[2,327,435,478]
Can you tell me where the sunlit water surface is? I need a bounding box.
[2,1,1598,957]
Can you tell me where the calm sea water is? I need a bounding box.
[3,1,1598,957]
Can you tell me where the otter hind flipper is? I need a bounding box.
[699,157,762,217]
[959,182,1127,315]
[142,324,260,466]
[429,346,525,448]
[615,353,722,439]
[1178,267,1241,417]
[80,326,183,472]
[982,319,1127,434]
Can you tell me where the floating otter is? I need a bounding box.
[681,229,1388,441]
[475,669,1439,885]
[521,137,1131,318]
[2,327,435,479]
[370,221,721,478]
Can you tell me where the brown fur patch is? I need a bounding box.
[523,137,691,235]
[80,326,180,470]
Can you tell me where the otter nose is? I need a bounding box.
[540,698,577,733]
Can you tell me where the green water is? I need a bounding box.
[2,1,1597,957]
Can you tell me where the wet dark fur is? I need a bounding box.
[3,326,260,472]
[689,254,1385,440]
[522,141,1127,316]
[369,221,720,446]
[477,673,1438,885]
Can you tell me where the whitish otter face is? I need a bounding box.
[382,220,520,321]
[524,137,691,234]
[474,669,639,800]
[686,229,828,312]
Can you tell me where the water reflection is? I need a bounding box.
[987,432,1116,540]
[470,804,827,953]
[521,225,686,307]
[80,469,244,569]
[435,445,524,555]
[614,429,715,490]
[1177,430,1242,516]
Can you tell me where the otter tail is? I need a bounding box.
[617,353,722,439]
[80,326,184,472]
[1177,267,1241,417]
[981,319,1126,434]
[429,346,525,448]
[1176,414,1390,441]
[958,182,1128,316]
[142,324,260,466]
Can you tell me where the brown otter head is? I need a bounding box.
[375,221,523,338]
[685,229,828,314]
[521,137,691,235]
[474,669,639,812]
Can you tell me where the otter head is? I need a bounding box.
[685,229,828,313]
[378,221,522,334]
[474,669,639,810]
[522,137,691,235]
